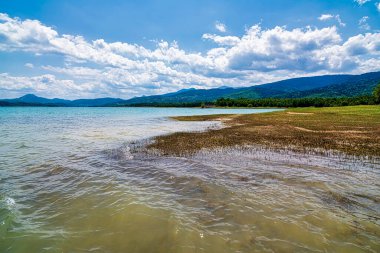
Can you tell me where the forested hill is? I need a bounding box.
[1,71,379,106]
[116,71,380,105]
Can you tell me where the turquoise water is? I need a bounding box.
[0,107,379,252]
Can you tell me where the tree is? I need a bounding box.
[374,83,380,104]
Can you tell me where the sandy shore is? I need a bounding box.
[148,105,380,157]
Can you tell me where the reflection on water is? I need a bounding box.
[0,107,379,252]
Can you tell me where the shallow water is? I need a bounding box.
[0,107,379,252]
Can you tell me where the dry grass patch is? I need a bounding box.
[148,106,380,157]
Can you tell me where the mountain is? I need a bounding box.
[119,71,380,105]
[68,98,125,107]
[280,72,380,98]
[1,71,379,106]
[2,94,124,107]
[225,74,354,99]
[119,86,238,105]
[16,94,69,105]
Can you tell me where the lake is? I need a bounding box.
[0,107,379,252]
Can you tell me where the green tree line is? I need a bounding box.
[214,95,376,107]
[125,83,380,108]
[216,83,380,107]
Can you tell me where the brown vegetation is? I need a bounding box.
[148,106,380,157]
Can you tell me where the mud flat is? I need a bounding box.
[149,106,380,157]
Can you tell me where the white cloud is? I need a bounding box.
[359,16,371,30]
[202,34,240,46]
[318,14,345,27]
[0,13,379,99]
[355,0,371,5]
[0,73,97,99]
[25,63,34,68]
[220,26,351,72]
[335,15,346,27]
[215,21,227,33]
[376,2,380,11]
[318,14,334,21]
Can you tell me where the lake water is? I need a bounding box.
[0,107,379,252]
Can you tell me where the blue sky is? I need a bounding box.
[0,0,379,99]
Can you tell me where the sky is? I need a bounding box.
[0,0,379,99]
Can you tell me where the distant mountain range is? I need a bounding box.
[1,71,379,106]
[0,95,125,107]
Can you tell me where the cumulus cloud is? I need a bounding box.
[221,26,349,72]
[215,21,227,33]
[0,13,379,98]
[25,63,34,68]
[0,73,97,99]
[376,2,380,11]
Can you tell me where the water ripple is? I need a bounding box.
[0,107,379,252]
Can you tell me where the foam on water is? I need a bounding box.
[4,197,15,207]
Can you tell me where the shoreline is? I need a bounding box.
[147,105,380,157]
